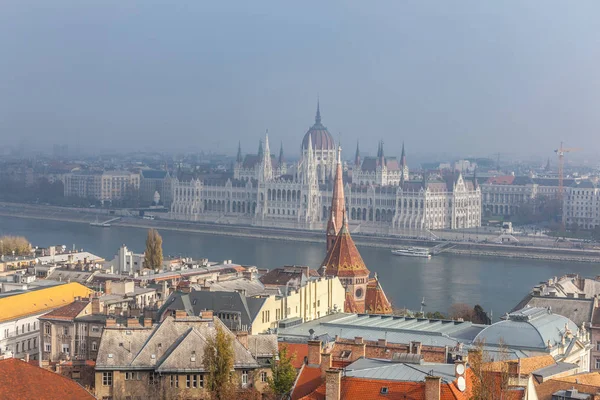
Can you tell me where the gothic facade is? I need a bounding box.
[169,104,482,233]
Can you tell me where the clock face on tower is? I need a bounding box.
[355,288,363,298]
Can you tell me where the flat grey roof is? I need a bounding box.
[278,313,484,347]
[345,358,456,383]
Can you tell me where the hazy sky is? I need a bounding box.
[1,1,599,161]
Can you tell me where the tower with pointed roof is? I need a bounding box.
[326,146,345,252]
[400,142,408,181]
[354,141,361,167]
[259,132,273,182]
[321,145,392,314]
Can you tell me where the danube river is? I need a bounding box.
[1,215,598,318]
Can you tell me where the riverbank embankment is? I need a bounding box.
[1,202,599,263]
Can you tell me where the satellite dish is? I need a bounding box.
[457,376,466,392]
[455,363,465,375]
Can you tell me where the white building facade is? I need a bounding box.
[169,105,481,232]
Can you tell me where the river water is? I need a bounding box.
[1,216,598,318]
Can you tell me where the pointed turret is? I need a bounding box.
[354,141,361,167]
[278,142,284,166]
[473,167,479,189]
[236,142,243,164]
[326,145,345,252]
[264,132,270,158]
[400,142,406,166]
[379,140,385,166]
[259,131,273,182]
[258,139,264,159]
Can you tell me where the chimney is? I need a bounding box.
[200,310,213,320]
[175,310,188,319]
[378,338,387,347]
[126,317,139,327]
[507,360,521,377]
[424,376,441,400]
[143,318,153,328]
[91,297,101,315]
[105,280,112,295]
[351,340,366,362]
[320,352,332,377]
[307,340,322,366]
[25,353,30,363]
[105,318,116,327]
[114,306,123,316]
[325,369,341,400]
[236,331,249,349]
[410,341,422,355]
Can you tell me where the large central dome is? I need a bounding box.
[301,102,335,151]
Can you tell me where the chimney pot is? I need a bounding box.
[175,310,187,319]
[320,352,332,377]
[307,340,322,366]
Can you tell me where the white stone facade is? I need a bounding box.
[563,181,600,230]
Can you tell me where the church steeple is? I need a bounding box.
[326,145,345,252]
[354,141,361,166]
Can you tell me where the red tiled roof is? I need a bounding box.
[39,300,90,321]
[487,176,515,185]
[0,358,95,399]
[365,277,393,315]
[344,292,362,314]
[534,380,600,400]
[292,365,323,400]
[321,222,370,278]
[300,377,473,400]
[279,342,309,369]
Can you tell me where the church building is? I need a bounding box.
[320,147,393,315]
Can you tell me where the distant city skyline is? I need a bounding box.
[1,1,600,161]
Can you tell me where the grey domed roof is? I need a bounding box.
[473,306,579,351]
[301,102,335,151]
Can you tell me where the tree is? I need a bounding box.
[472,305,491,325]
[425,311,447,320]
[0,236,31,256]
[469,339,510,400]
[144,229,163,270]
[203,325,237,400]
[449,303,474,321]
[267,345,297,398]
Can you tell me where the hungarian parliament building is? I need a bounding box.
[169,104,482,234]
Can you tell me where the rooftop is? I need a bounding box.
[474,307,579,351]
[278,313,482,348]
[0,282,93,322]
[96,316,261,372]
[39,300,90,322]
[0,358,95,400]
